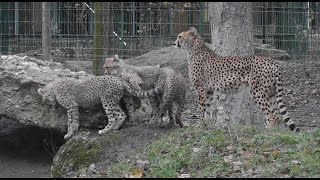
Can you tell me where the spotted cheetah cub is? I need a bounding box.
[38,75,142,140]
[133,65,186,128]
[174,27,300,132]
[103,55,162,118]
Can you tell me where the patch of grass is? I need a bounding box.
[105,160,132,178]
[195,155,231,178]
[103,126,320,178]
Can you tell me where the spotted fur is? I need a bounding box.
[174,27,300,132]
[134,66,186,128]
[103,55,162,118]
[37,75,143,140]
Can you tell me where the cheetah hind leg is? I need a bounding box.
[98,98,127,135]
[64,105,80,140]
[173,102,184,128]
[149,109,165,127]
[149,96,161,120]
[251,89,280,129]
[167,105,175,127]
[203,90,218,123]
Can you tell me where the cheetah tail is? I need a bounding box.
[123,82,160,98]
[275,71,300,132]
[137,87,161,98]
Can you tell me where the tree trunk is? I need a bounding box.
[93,2,104,76]
[208,2,265,130]
[209,2,254,56]
[103,2,112,59]
[42,2,51,61]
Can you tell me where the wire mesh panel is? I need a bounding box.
[253,2,320,60]
[1,2,320,68]
[0,2,210,60]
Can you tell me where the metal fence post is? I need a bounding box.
[0,2,9,54]
[42,2,51,60]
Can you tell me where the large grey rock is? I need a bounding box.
[254,43,291,60]
[0,55,110,136]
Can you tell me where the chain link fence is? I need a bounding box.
[0,2,319,62]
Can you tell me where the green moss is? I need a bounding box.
[51,136,103,178]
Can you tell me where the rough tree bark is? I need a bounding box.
[208,2,265,130]
[93,2,104,76]
[103,2,112,59]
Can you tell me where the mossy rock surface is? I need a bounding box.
[51,131,103,178]
[50,123,176,178]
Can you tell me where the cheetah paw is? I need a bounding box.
[64,133,73,140]
[98,128,111,135]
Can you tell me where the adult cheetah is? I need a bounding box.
[174,27,300,132]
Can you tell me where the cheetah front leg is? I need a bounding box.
[194,85,208,125]
[203,89,218,123]
[64,104,80,140]
[122,96,136,124]
[98,97,127,135]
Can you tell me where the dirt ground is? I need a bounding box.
[0,148,52,178]
[1,58,319,178]
[279,60,320,130]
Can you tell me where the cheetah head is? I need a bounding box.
[174,27,199,49]
[120,72,143,91]
[37,86,56,106]
[103,54,124,75]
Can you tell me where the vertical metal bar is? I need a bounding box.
[120,2,124,57]
[132,2,136,57]
[188,3,191,27]
[0,2,3,53]
[15,2,19,35]
[262,2,266,44]
[132,2,135,35]
[52,2,57,36]
[169,2,173,35]
[199,2,204,36]
[1,2,9,53]
[42,2,51,60]
[88,2,94,35]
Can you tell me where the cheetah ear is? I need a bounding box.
[113,54,119,62]
[37,88,44,95]
[188,27,198,36]
[135,76,143,85]
[129,79,141,91]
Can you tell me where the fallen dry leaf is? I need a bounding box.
[178,173,191,178]
[271,149,280,159]
[223,154,235,163]
[291,160,301,165]
[232,161,243,172]
[128,168,145,178]
[262,151,271,158]
[241,151,253,160]
[226,145,235,151]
